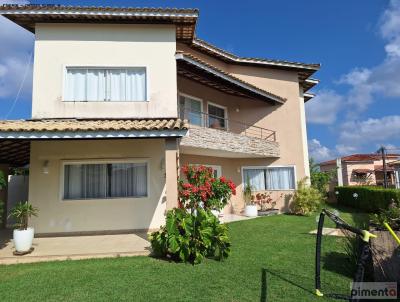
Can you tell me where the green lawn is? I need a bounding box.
[0,206,369,302]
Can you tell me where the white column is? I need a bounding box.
[336,158,343,186]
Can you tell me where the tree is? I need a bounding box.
[309,158,335,195]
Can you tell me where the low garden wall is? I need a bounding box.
[335,186,400,212]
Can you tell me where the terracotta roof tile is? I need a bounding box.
[192,38,321,71]
[0,5,198,41]
[319,153,400,166]
[0,118,188,132]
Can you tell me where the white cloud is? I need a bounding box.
[335,0,400,112]
[0,15,33,101]
[0,1,29,4]
[308,139,335,162]
[305,90,344,124]
[338,115,400,147]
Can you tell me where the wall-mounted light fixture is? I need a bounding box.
[42,160,49,174]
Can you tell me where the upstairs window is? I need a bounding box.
[65,67,146,102]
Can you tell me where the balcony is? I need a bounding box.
[179,109,280,158]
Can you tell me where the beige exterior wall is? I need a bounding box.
[178,72,308,183]
[28,139,170,234]
[32,23,177,119]
[180,154,295,214]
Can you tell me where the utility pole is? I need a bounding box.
[378,146,388,188]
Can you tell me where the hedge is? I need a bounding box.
[335,186,400,212]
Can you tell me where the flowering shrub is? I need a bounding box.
[150,165,236,264]
[252,192,279,211]
[179,165,236,211]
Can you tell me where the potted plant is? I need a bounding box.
[244,176,257,217]
[8,201,38,253]
[255,192,280,216]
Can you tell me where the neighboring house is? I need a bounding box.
[320,153,400,189]
[0,5,319,235]
[388,160,400,189]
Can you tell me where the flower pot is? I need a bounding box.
[245,205,258,217]
[13,227,34,252]
[211,210,220,218]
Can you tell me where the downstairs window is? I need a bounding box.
[242,166,295,190]
[63,162,148,200]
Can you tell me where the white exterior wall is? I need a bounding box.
[32,23,177,119]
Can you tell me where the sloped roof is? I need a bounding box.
[0,4,198,41]
[0,118,188,132]
[192,38,320,71]
[176,52,286,104]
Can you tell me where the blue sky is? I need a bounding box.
[0,0,399,161]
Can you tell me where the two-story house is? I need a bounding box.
[0,5,319,235]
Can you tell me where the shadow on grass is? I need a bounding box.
[322,252,355,279]
[260,267,315,302]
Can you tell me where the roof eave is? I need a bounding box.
[175,53,286,104]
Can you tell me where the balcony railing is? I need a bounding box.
[179,108,276,141]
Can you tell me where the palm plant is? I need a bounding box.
[8,201,38,230]
[243,176,254,205]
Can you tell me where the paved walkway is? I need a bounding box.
[0,214,255,265]
[0,230,150,265]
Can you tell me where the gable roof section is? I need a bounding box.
[0,4,198,41]
[191,38,320,101]
[176,52,286,104]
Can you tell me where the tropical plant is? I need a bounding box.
[309,158,334,195]
[292,178,325,216]
[243,175,253,205]
[150,165,236,264]
[8,201,38,230]
[149,207,230,263]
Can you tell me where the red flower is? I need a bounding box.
[182,183,192,189]
[220,176,226,183]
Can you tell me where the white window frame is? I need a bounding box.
[62,65,149,102]
[178,92,204,126]
[207,101,228,130]
[60,158,150,201]
[241,165,297,191]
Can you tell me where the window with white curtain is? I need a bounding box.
[243,166,295,190]
[65,67,146,101]
[63,162,148,200]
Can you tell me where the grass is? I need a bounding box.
[0,206,369,302]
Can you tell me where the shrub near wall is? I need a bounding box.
[335,186,400,212]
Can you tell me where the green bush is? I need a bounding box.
[150,165,235,264]
[335,186,400,212]
[291,178,325,216]
[149,208,230,264]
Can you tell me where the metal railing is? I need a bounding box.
[179,108,276,141]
